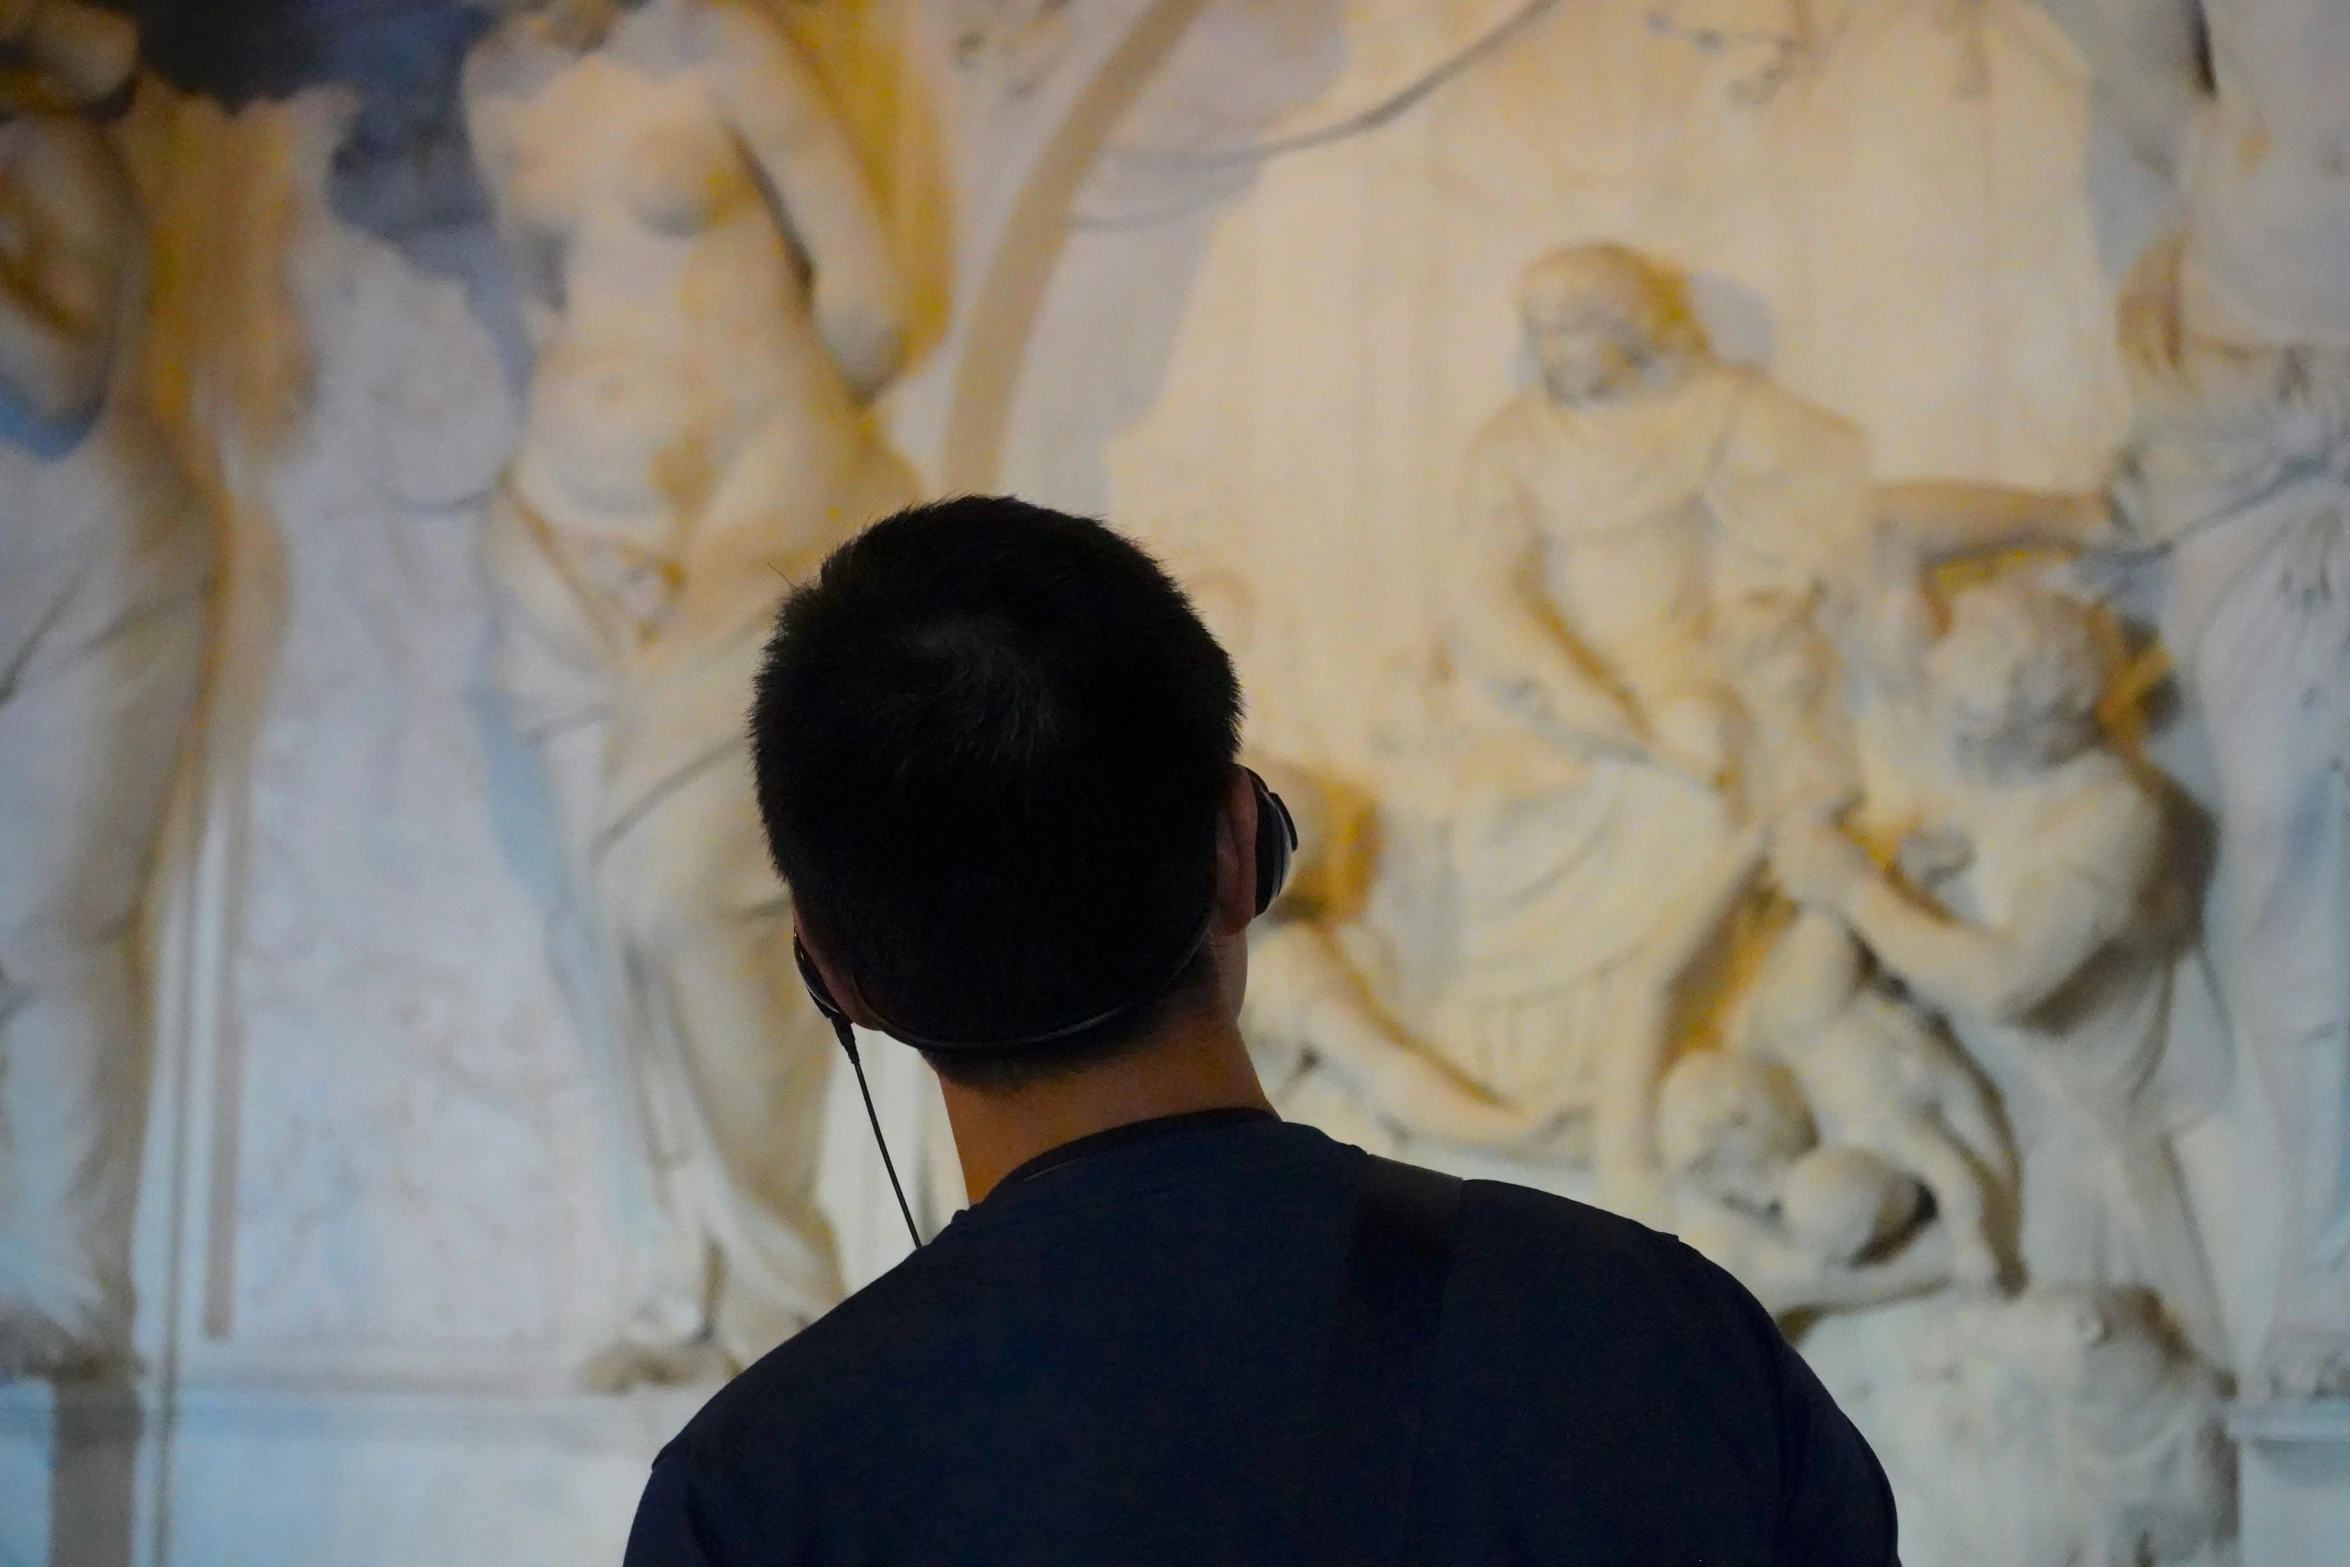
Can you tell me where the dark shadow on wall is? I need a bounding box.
[136,0,482,113]
[44,1381,140,1567]
[134,0,496,250]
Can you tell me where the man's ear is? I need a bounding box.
[794,916,881,1029]
[1210,764,1259,936]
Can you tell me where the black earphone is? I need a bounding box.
[797,767,1298,1248]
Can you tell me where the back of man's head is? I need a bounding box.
[751,497,1242,1089]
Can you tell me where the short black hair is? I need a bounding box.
[752,497,1243,1089]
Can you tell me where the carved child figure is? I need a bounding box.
[0,3,209,1379]
[1775,575,2229,1364]
[1659,1051,1954,1319]
[1734,911,2014,1290]
[1713,558,2014,1295]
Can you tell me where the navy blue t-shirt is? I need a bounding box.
[624,1111,1896,1565]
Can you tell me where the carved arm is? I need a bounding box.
[0,116,127,436]
[1872,481,2120,561]
[1247,920,1555,1151]
[460,43,565,352]
[1835,860,2126,1026]
[707,1,907,401]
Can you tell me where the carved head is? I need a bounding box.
[1518,243,1708,405]
[0,0,135,112]
[1781,1146,1924,1264]
[1743,912,1866,1042]
[1986,1287,2180,1400]
[1929,581,2106,774]
[1658,1052,1816,1203]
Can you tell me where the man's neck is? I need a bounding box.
[937,1006,1273,1201]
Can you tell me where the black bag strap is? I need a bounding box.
[1298,1155,1467,1567]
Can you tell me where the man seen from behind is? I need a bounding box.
[622,496,1898,1565]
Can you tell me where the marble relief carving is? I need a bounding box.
[463,0,917,1388]
[1209,237,2240,1566]
[1776,551,2229,1364]
[1401,242,1872,1227]
[1659,1049,1959,1316]
[0,0,2321,1553]
[1848,1285,2237,1566]
[1723,910,2014,1296]
[0,4,210,1380]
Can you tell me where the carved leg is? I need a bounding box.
[1594,827,1764,1228]
[527,706,722,1392]
[1929,1060,2017,1196]
[0,591,203,1378]
[1879,1117,2004,1291]
[603,746,842,1374]
[484,524,715,1385]
[2183,511,2350,1394]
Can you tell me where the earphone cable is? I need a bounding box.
[836,1019,923,1251]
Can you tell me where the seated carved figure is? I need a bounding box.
[1659,1052,1952,1319]
[1426,241,1871,1223]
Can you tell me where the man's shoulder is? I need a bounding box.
[1436,1178,1867,1535]
[1447,1177,1787,1370]
[669,1122,1356,1460]
[667,1240,962,1464]
[665,1155,1783,1460]
[1453,1176,1731,1292]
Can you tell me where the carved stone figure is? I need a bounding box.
[464,0,916,1386]
[1431,241,1873,1223]
[2067,0,2350,1398]
[1732,912,2014,1291]
[0,3,209,1380]
[1239,759,1566,1156]
[1854,1287,2234,1567]
[1775,572,2228,1365]
[1659,1050,1955,1318]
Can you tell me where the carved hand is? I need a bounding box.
[1894,824,1974,889]
[1646,688,1742,792]
[1770,815,1878,911]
